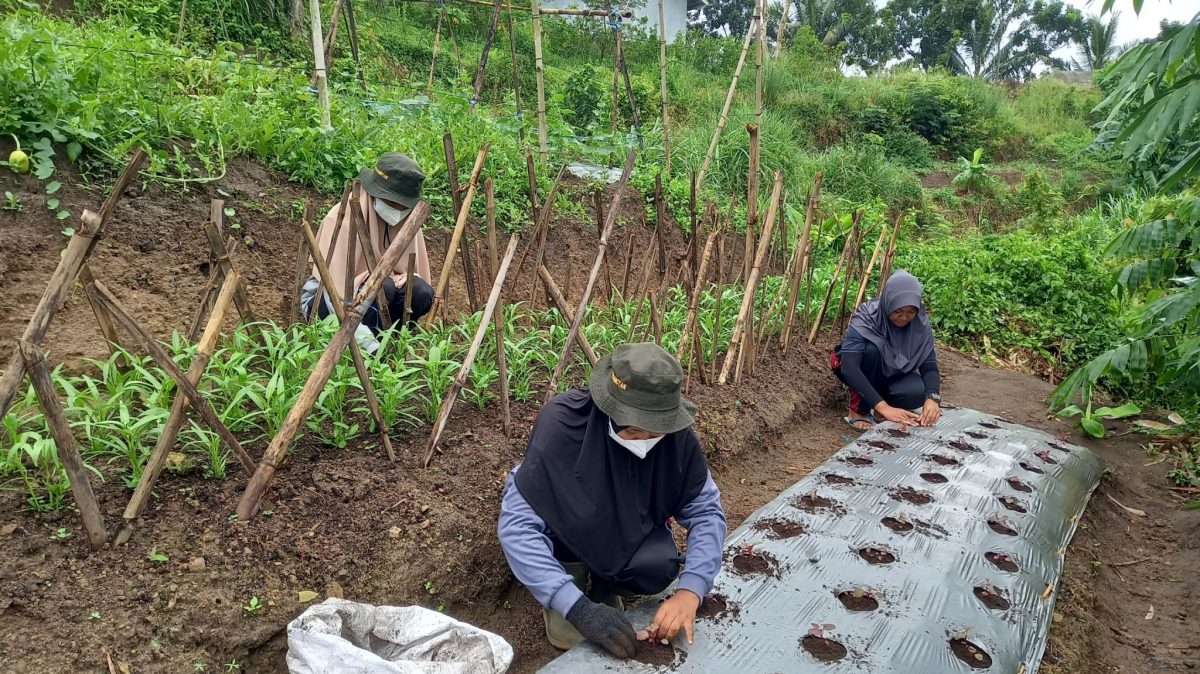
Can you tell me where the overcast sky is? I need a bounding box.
[1063,0,1197,46]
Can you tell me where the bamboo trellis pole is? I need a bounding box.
[539,265,598,366]
[658,0,671,174]
[343,0,367,93]
[530,0,549,164]
[544,151,636,403]
[80,263,128,368]
[309,0,331,128]
[753,0,764,129]
[310,183,353,322]
[424,235,521,466]
[620,230,636,297]
[833,219,864,333]
[710,229,726,383]
[428,5,446,91]
[504,6,525,144]
[430,144,490,321]
[745,124,760,286]
[613,19,642,145]
[346,189,393,328]
[322,0,345,64]
[470,0,504,108]
[854,225,890,309]
[696,16,757,189]
[720,171,783,385]
[807,210,862,344]
[878,213,904,296]
[485,180,512,437]
[773,0,792,58]
[781,171,822,352]
[675,230,719,362]
[290,211,312,326]
[625,231,660,342]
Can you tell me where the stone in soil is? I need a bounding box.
[985,551,1019,572]
[881,516,914,532]
[1006,476,1033,493]
[858,546,896,564]
[999,496,1028,513]
[890,487,934,505]
[695,593,741,622]
[987,518,1018,536]
[753,517,806,539]
[950,638,993,669]
[632,640,683,667]
[920,472,948,484]
[1019,461,1045,475]
[973,585,1011,610]
[791,493,842,513]
[925,454,961,466]
[837,589,879,612]
[728,549,780,577]
[801,635,848,662]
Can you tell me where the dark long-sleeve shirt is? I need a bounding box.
[837,327,939,411]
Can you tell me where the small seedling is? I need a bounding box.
[60,226,74,236]
[88,611,102,621]
[242,596,262,614]
[260,509,274,517]
[193,664,208,672]
[225,660,241,672]
[227,513,239,522]
[4,191,21,211]
[148,547,169,563]
[51,527,70,541]
[436,602,445,612]
[424,580,435,594]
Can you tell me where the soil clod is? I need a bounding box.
[925,454,961,466]
[987,518,1018,536]
[823,473,857,485]
[950,638,993,669]
[881,516,914,532]
[752,517,806,539]
[985,551,1019,572]
[842,455,874,466]
[920,472,949,484]
[973,585,1011,610]
[1006,476,1033,493]
[890,486,934,505]
[837,589,880,612]
[791,493,844,513]
[633,639,685,667]
[801,635,849,662]
[858,546,897,564]
[727,548,781,577]
[696,593,741,622]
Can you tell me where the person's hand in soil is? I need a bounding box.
[565,596,637,658]
[646,589,701,645]
[874,402,919,427]
[917,398,941,426]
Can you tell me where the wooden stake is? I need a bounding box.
[0,148,146,418]
[202,201,256,326]
[675,230,718,362]
[290,207,312,326]
[854,224,889,309]
[428,6,445,91]
[878,213,904,296]
[654,174,668,274]
[696,17,756,189]
[486,181,512,437]
[18,340,108,549]
[658,0,671,174]
[620,230,635,297]
[403,251,417,326]
[175,0,188,45]
[301,218,396,462]
[322,0,345,65]
[115,271,241,545]
[773,0,791,57]
[444,133,465,224]
[424,235,520,466]
[745,123,760,284]
[237,203,430,520]
[505,6,526,144]
[470,0,504,108]
[188,264,221,340]
[346,191,393,328]
[710,228,725,383]
[781,171,822,353]
[518,164,566,295]
[309,0,331,128]
[429,143,491,321]
[650,293,663,345]
[807,210,861,344]
[539,265,598,366]
[530,0,549,164]
[625,230,660,342]
[544,151,636,403]
[833,216,863,333]
[720,171,782,385]
[79,263,128,369]
[311,183,353,322]
[87,282,254,472]
[343,0,367,93]
[753,0,764,129]
[613,24,642,143]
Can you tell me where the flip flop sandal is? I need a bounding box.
[844,415,876,432]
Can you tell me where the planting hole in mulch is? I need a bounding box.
[985,551,1019,572]
[1048,441,1072,453]
[1019,461,1045,475]
[801,635,849,662]
[1006,476,1033,493]
[842,455,874,466]
[727,548,781,577]
[858,546,896,564]
[753,516,806,539]
[866,439,898,451]
[792,493,843,513]
[987,517,1018,536]
[978,421,1002,430]
[998,496,1028,513]
[823,473,857,485]
[973,585,1011,610]
[949,440,982,453]
[837,588,880,612]
[885,428,909,438]
[890,486,934,505]
[950,638,994,669]
[1035,450,1058,464]
[696,593,741,622]
[881,516,914,532]
[965,431,989,440]
[633,639,685,667]
[925,454,961,466]
[920,472,949,484]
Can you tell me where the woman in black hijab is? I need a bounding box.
[831,270,942,430]
[498,343,727,659]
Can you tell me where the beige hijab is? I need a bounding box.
[311,188,431,297]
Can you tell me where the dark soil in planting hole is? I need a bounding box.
[858,546,897,564]
[885,428,910,438]
[881,516,914,532]
[837,590,880,612]
[1019,461,1045,474]
[949,440,982,453]
[792,493,843,513]
[973,586,1011,610]
[965,431,989,439]
[987,518,1018,536]
[925,453,961,466]
[1035,450,1058,464]
[890,487,934,505]
[823,473,857,485]
[978,421,1002,430]
[999,496,1028,513]
[985,552,1019,572]
[695,593,741,622]
[633,640,685,667]
[920,472,949,484]
[753,516,806,539]
[1048,441,1072,453]
[842,455,874,466]
[728,549,781,577]
[866,439,898,451]
[1006,476,1033,492]
[950,638,994,669]
[801,635,849,662]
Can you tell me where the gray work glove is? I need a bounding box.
[565,595,637,659]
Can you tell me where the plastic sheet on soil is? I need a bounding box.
[537,407,1103,673]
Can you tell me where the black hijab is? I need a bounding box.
[849,269,935,377]
[514,388,710,579]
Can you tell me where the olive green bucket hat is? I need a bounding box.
[357,152,424,209]
[589,342,697,434]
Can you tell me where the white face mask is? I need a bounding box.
[373,199,408,227]
[608,421,665,459]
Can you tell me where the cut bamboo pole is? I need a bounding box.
[486,181,512,437]
[518,164,566,294]
[443,135,480,311]
[675,230,718,362]
[424,235,521,466]
[530,0,549,164]
[544,151,635,403]
[343,0,367,93]
[745,123,760,285]
[79,263,128,369]
[115,271,240,546]
[650,293,663,345]
[654,174,668,274]
[720,171,782,385]
[342,190,360,307]
[781,171,822,352]
[470,0,504,108]
[87,282,255,472]
[613,24,642,143]
[346,191,393,328]
[0,148,146,419]
[237,203,430,520]
[658,0,671,174]
[428,6,446,91]
[753,0,764,129]
[620,230,635,297]
[290,208,312,326]
[594,189,613,302]
[188,264,222,340]
[877,213,904,296]
[756,219,803,346]
[833,217,863,333]
[773,0,792,57]
[403,251,417,326]
[854,224,889,309]
[429,143,491,321]
[710,229,726,383]
[539,265,598,366]
[311,183,353,321]
[625,231,660,342]
[301,218,396,462]
[322,0,345,64]
[504,6,526,144]
[309,0,331,128]
[18,340,108,550]
[807,211,861,344]
[202,201,256,326]
[696,17,756,189]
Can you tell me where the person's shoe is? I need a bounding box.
[587,578,625,611]
[543,562,591,650]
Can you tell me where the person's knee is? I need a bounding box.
[621,552,680,595]
[887,374,924,410]
[408,277,434,319]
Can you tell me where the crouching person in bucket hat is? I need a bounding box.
[498,342,727,659]
[299,152,435,352]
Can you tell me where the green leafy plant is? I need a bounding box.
[953,148,992,194]
[242,596,262,614]
[148,547,169,562]
[1056,401,1141,437]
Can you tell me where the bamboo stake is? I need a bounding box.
[625,231,660,342]
[311,183,353,322]
[343,190,359,307]
[720,171,782,385]
[115,272,240,546]
[807,211,861,344]
[781,171,822,352]
[470,0,504,108]
[505,6,525,144]
[322,0,345,64]
[773,0,791,57]
[290,211,312,326]
[346,192,393,328]
[710,229,726,383]
[202,201,256,326]
[79,263,128,369]
[753,0,764,129]
[237,203,430,520]
[301,218,396,461]
[403,252,417,326]
[175,0,188,45]
[696,16,756,189]
[87,282,255,472]
[594,189,613,302]
[0,148,146,419]
[613,24,641,143]
[854,224,889,309]
[428,6,445,91]
[544,151,636,403]
[343,0,366,93]
[756,221,803,346]
[650,293,663,345]
[519,165,566,294]
[486,181,512,437]
[444,133,465,225]
[658,0,671,174]
[309,0,331,128]
[424,235,520,466]
[539,265,598,366]
[620,230,635,297]
[18,340,108,549]
[675,230,718,362]
[655,174,668,274]
[833,217,863,333]
[878,213,904,296]
[745,123,760,285]
[530,0,549,164]
[429,144,490,321]
[188,264,222,340]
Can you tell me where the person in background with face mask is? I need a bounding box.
[498,342,727,659]
[299,152,435,349]
[831,269,942,431]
